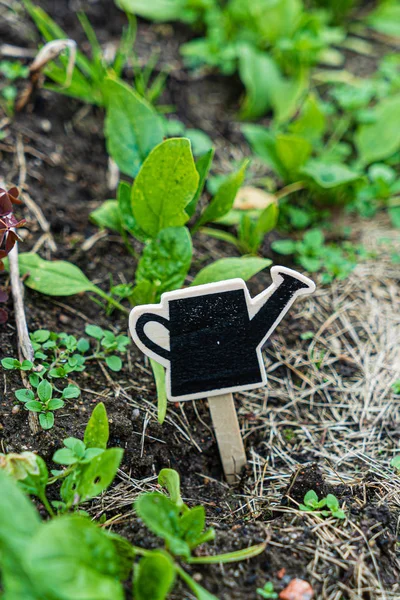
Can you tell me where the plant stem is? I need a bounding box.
[39,492,55,517]
[91,286,129,314]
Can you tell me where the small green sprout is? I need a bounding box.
[392,380,400,394]
[14,380,80,430]
[257,581,278,599]
[299,490,346,519]
[390,456,400,471]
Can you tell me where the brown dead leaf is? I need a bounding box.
[279,579,314,600]
[233,186,277,211]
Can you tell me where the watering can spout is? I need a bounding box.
[249,266,315,347]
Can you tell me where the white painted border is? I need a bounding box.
[129,266,315,402]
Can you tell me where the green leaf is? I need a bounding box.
[255,203,279,238]
[116,0,185,21]
[31,330,51,343]
[326,494,339,510]
[191,257,271,287]
[104,76,164,177]
[132,138,199,238]
[134,551,176,600]
[355,95,400,165]
[15,389,35,403]
[289,93,326,143]
[186,148,215,218]
[105,356,122,371]
[242,125,285,178]
[39,412,54,429]
[25,401,44,412]
[389,206,400,228]
[239,44,274,119]
[195,160,249,229]
[37,380,52,402]
[85,324,104,339]
[150,359,167,425]
[179,506,206,547]
[84,402,109,449]
[1,357,19,369]
[47,399,65,411]
[158,469,183,508]
[187,542,266,564]
[90,200,122,233]
[15,253,95,296]
[136,226,193,300]
[275,134,312,177]
[0,469,40,564]
[391,456,400,470]
[367,1,400,38]
[303,490,318,507]
[301,160,361,189]
[271,239,296,255]
[77,338,90,353]
[135,492,190,557]
[118,180,147,241]
[52,448,78,465]
[62,385,80,399]
[72,448,123,504]
[26,515,125,600]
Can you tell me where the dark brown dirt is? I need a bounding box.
[0,2,399,599]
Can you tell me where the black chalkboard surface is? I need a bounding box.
[129,266,315,402]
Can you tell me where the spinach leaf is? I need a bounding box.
[191,257,271,286]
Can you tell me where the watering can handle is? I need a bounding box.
[135,313,171,361]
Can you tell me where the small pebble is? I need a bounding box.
[59,314,70,324]
[40,119,52,132]
[132,409,140,420]
[12,405,20,415]
[193,573,202,582]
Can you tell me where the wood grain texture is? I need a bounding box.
[208,393,247,483]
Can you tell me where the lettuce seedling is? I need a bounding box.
[132,468,266,599]
[299,490,346,519]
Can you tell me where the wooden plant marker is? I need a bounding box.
[129,266,315,483]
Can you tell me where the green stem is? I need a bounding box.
[91,287,129,314]
[39,492,55,517]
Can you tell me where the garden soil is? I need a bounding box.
[0,2,399,599]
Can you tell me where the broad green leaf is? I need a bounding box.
[15,253,95,296]
[116,0,185,21]
[84,402,109,449]
[134,551,176,600]
[242,125,285,178]
[135,492,190,557]
[186,148,215,218]
[85,325,104,339]
[25,401,44,412]
[15,389,35,402]
[289,94,326,143]
[150,359,167,425]
[53,448,79,465]
[132,138,199,238]
[186,129,213,156]
[0,471,41,600]
[389,206,400,228]
[104,77,164,177]
[255,203,279,238]
[90,200,122,233]
[37,380,52,402]
[271,239,296,255]
[72,448,123,504]
[158,468,183,507]
[47,399,65,411]
[179,506,206,547]
[39,413,54,429]
[26,516,125,600]
[195,160,249,229]
[300,160,361,189]
[355,95,400,165]
[105,355,122,371]
[367,1,400,38]
[239,45,274,119]
[188,542,266,564]
[118,180,147,241]
[136,226,192,300]
[191,257,271,287]
[275,134,312,177]
[62,385,80,399]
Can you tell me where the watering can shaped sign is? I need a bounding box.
[129,266,315,401]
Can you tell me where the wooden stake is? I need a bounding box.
[208,393,246,483]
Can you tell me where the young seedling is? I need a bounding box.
[132,468,266,599]
[257,582,278,599]
[14,379,80,430]
[299,490,346,519]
